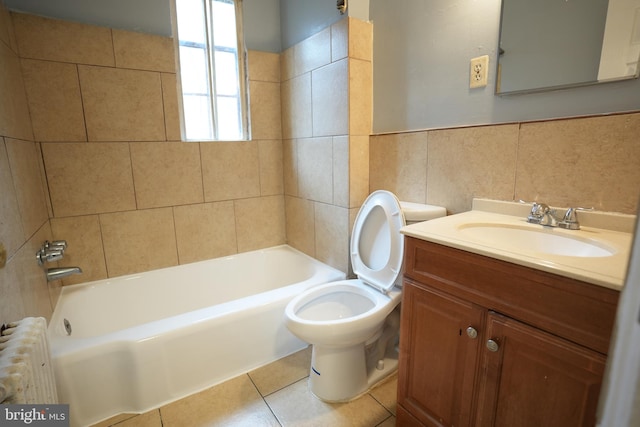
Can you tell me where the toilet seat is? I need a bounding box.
[284,191,406,336]
[284,279,401,347]
[350,191,406,294]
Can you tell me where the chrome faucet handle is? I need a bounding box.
[46,240,68,251]
[558,207,594,230]
[526,202,550,224]
[36,240,68,265]
[36,248,64,265]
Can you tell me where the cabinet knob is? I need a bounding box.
[486,339,500,352]
[466,326,478,339]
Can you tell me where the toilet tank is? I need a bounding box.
[400,201,446,225]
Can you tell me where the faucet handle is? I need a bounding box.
[46,240,68,251]
[533,202,551,214]
[36,248,64,265]
[526,202,550,224]
[36,240,68,265]
[558,207,593,230]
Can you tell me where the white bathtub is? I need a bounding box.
[48,245,345,427]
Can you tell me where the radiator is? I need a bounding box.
[0,317,58,404]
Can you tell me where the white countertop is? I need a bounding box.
[401,200,634,291]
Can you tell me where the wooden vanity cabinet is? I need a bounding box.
[397,282,484,426]
[397,237,619,427]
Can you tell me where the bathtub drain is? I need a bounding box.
[63,318,72,335]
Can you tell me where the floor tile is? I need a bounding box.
[265,378,391,427]
[91,348,398,427]
[116,410,162,427]
[369,374,398,416]
[249,346,312,396]
[91,413,136,427]
[160,375,279,426]
[375,416,396,427]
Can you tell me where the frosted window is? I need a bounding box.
[176,0,206,44]
[183,95,213,140]
[211,1,237,48]
[174,0,249,141]
[216,97,240,140]
[214,51,239,96]
[179,46,210,94]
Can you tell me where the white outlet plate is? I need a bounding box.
[469,55,489,88]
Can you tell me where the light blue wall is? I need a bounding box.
[4,0,173,36]
[244,0,281,52]
[4,0,282,52]
[370,0,640,133]
[7,0,638,132]
[277,0,370,49]
[279,0,342,49]
[278,0,372,50]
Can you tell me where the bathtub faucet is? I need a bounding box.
[46,267,82,282]
[36,239,83,281]
[36,240,67,265]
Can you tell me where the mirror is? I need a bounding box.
[496,0,640,94]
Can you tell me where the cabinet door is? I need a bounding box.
[398,281,485,427]
[476,312,606,427]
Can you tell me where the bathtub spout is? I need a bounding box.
[47,267,82,282]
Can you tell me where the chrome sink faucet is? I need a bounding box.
[527,203,559,227]
[526,202,593,230]
[557,207,593,230]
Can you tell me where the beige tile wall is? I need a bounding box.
[0,2,57,324]
[9,11,286,286]
[370,114,640,215]
[4,6,635,328]
[282,17,373,272]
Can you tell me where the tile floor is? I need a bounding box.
[93,346,397,427]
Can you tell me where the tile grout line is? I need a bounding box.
[245,373,284,426]
[366,390,395,423]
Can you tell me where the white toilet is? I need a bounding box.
[284,191,446,402]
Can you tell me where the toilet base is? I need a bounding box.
[308,342,399,403]
[307,328,400,403]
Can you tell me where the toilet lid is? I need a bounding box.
[351,191,406,294]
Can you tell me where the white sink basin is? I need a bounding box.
[457,223,617,258]
[400,205,634,290]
